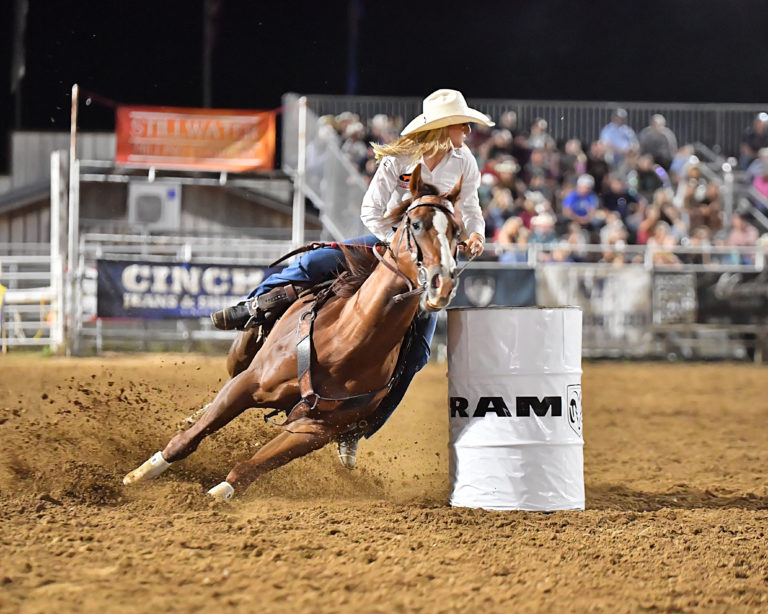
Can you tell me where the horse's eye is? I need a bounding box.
[411,221,422,232]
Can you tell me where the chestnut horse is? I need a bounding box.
[123,165,463,500]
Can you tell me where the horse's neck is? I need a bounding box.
[341,249,419,338]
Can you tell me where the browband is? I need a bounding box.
[405,195,455,215]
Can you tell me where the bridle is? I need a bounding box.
[373,194,464,304]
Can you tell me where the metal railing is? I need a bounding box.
[291,93,768,159]
[0,251,54,349]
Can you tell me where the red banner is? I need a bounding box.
[115,106,276,172]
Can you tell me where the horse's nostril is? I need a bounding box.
[432,276,440,289]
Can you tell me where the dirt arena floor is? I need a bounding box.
[1,353,767,613]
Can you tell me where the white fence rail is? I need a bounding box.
[0,252,55,350]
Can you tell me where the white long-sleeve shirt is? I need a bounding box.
[360,145,485,241]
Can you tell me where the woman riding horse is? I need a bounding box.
[211,89,493,468]
[124,165,464,500]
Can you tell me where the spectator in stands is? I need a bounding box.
[483,186,516,241]
[646,220,682,265]
[335,111,360,138]
[562,174,600,234]
[527,168,556,204]
[657,190,690,243]
[747,147,768,213]
[636,202,661,245]
[496,216,530,263]
[683,226,714,265]
[586,140,611,193]
[478,171,498,208]
[712,229,740,265]
[599,108,639,165]
[528,118,556,152]
[630,153,672,202]
[739,112,768,170]
[521,147,551,182]
[602,174,643,226]
[563,221,590,262]
[559,139,588,186]
[497,110,531,165]
[599,210,629,246]
[341,121,370,170]
[638,114,678,170]
[674,156,722,233]
[669,144,696,183]
[727,211,760,263]
[483,129,516,163]
[529,212,559,260]
[493,158,523,197]
[512,190,546,229]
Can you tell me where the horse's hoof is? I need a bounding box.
[207,481,235,501]
[337,435,359,470]
[122,451,171,485]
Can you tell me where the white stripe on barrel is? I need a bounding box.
[447,306,584,511]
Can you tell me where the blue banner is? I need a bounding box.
[97,260,284,319]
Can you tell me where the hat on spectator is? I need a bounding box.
[495,159,519,174]
[576,174,595,189]
[531,213,556,227]
[401,89,495,135]
[614,108,628,119]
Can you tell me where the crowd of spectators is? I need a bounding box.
[315,107,768,266]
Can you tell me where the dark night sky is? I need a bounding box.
[2,0,768,171]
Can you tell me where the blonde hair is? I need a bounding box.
[371,127,453,164]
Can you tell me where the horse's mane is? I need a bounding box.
[330,181,443,297]
[330,244,380,297]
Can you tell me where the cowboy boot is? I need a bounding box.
[211,285,298,331]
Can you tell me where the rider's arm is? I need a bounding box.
[361,156,401,241]
[457,147,485,240]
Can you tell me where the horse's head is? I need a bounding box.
[391,164,463,311]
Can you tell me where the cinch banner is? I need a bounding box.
[115,106,276,172]
[97,260,284,319]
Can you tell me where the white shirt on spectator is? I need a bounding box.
[360,144,484,241]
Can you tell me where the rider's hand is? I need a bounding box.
[461,233,485,256]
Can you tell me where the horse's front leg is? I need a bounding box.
[123,371,260,485]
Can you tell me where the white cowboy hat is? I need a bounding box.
[401,89,495,136]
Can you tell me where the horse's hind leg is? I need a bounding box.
[222,429,335,494]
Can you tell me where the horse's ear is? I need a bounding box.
[409,164,424,196]
[446,174,463,204]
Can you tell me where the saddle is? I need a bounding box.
[263,282,417,434]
